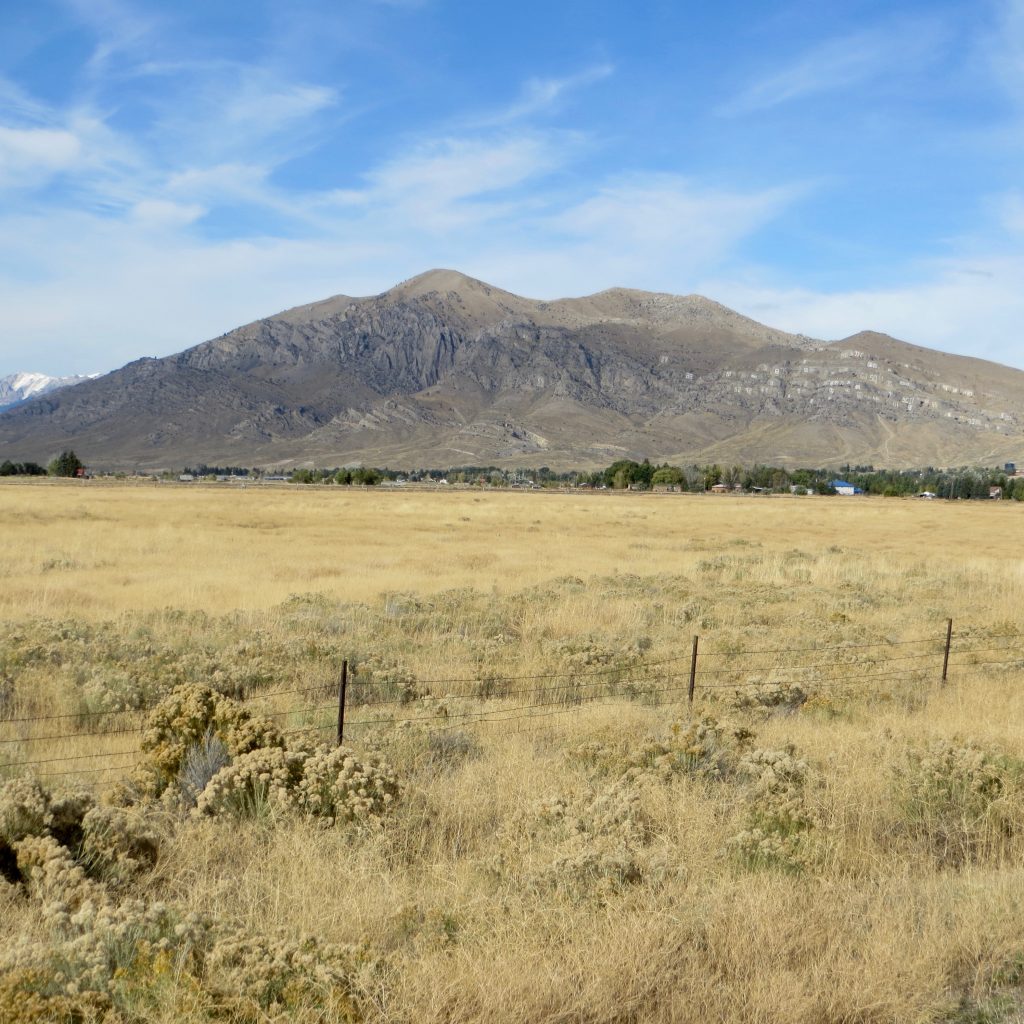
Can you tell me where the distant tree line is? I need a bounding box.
[4,450,1021,500]
[279,458,1024,499]
[181,465,254,477]
[0,460,47,476]
[0,449,84,477]
[290,467,385,485]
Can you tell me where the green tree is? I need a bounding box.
[352,467,381,486]
[702,464,723,490]
[48,450,84,477]
[651,466,684,487]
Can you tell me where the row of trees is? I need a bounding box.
[5,449,1020,500]
[276,458,1024,499]
[0,450,83,478]
[289,467,384,486]
[585,459,1024,499]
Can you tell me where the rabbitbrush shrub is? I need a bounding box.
[895,738,1024,866]
[728,745,820,872]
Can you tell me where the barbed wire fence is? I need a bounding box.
[2,619,1023,788]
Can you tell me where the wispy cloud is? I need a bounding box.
[717,18,947,116]
[350,136,565,205]
[61,0,163,75]
[987,0,1024,101]
[476,63,615,125]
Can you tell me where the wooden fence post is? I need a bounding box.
[337,659,348,746]
[688,636,699,704]
[941,619,953,687]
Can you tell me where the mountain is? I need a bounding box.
[1,269,1022,471]
[0,372,99,413]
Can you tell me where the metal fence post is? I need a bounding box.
[337,659,348,745]
[688,636,699,704]
[941,619,953,686]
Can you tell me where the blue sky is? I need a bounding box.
[1,0,1023,375]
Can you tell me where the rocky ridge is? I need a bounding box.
[0,270,1021,470]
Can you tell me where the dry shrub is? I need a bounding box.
[1,894,366,1023]
[572,714,754,782]
[79,805,159,889]
[526,765,674,900]
[133,684,284,798]
[0,779,97,883]
[894,738,1024,866]
[0,778,53,845]
[2,814,368,1024]
[194,743,401,827]
[296,745,401,824]
[195,746,308,819]
[728,746,820,872]
[14,833,104,911]
[730,680,808,714]
[204,932,364,1020]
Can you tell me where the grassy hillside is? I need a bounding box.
[2,481,1024,1022]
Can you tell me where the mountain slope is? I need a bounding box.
[1,270,1021,470]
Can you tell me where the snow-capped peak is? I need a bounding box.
[10,371,58,397]
[0,370,101,412]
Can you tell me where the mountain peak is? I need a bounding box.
[387,269,499,299]
[0,370,99,413]
[3,270,1021,471]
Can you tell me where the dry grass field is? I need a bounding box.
[3,478,1024,1023]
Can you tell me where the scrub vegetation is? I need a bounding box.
[2,479,1024,1023]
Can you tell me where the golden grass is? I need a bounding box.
[2,477,1023,619]
[3,479,1024,1022]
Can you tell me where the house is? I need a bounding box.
[990,486,1003,499]
[709,483,729,493]
[830,480,864,495]
[178,474,194,482]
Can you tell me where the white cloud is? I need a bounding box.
[316,134,568,233]
[1000,192,1024,233]
[703,255,1024,369]
[365,135,557,202]
[218,80,336,141]
[130,199,205,227]
[0,126,82,186]
[555,175,798,256]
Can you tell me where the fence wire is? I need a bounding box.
[2,622,1022,781]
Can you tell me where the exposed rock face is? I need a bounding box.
[1,270,1022,470]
